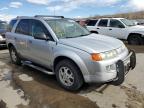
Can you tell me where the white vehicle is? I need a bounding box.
[86,18,144,45]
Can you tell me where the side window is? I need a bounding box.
[98,19,108,27]
[110,19,125,28]
[32,20,52,40]
[8,20,17,32]
[15,19,30,35]
[87,20,98,26]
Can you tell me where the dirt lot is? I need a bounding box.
[0,45,144,108]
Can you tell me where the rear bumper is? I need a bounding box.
[84,50,136,83]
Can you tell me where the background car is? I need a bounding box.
[130,20,138,25]
[86,18,144,45]
[0,21,7,48]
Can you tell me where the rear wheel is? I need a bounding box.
[55,59,83,91]
[9,46,21,65]
[128,35,142,45]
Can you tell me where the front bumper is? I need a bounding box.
[84,50,136,83]
[113,50,136,82]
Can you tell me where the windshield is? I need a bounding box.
[46,19,90,39]
[120,19,135,26]
[0,22,7,29]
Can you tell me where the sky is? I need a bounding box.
[0,0,144,21]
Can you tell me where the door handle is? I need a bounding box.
[14,37,17,40]
[97,28,100,29]
[109,28,112,30]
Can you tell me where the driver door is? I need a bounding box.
[27,19,54,67]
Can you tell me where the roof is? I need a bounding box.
[15,15,65,20]
[101,17,125,19]
[87,17,125,21]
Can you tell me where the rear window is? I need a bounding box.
[87,20,98,26]
[98,19,108,27]
[8,20,17,32]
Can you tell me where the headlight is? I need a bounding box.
[116,44,126,54]
[91,49,117,61]
[122,44,126,51]
[91,44,126,61]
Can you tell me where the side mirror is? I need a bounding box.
[34,33,48,40]
[118,25,125,28]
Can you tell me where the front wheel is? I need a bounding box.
[9,46,21,65]
[55,59,83,91]
[128,35,142,45]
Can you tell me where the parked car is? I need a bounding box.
[6,16,136,91]
[0,21,7,47]
[86,18,144,45]
[75,19,87,27]
[136,19,144,26]
[130,20,138,25]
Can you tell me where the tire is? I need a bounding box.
[9,46,21,65]
[55,59,83,91]
[128,35,142,45]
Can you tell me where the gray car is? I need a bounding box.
[6,16,136,91]
[0,21,7,47]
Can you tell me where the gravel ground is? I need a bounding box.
[0,45,144,108]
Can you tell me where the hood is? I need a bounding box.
[58,34,123,53]
[127,25,144,34]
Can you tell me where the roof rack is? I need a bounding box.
[16,16,31,18]
[34,15,64,18]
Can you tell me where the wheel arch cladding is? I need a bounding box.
[53,55,88,82]
[128,33,142,40]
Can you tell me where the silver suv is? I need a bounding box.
[6,16,136,91]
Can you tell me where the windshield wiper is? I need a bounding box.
[76,33,90,37]
[65,36,74,38]
[64,34,90,39]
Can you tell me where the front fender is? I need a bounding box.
[53,49,89,81]
[130,31,144,36]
